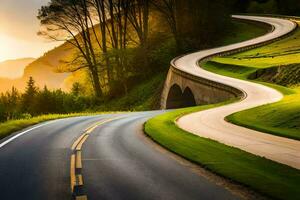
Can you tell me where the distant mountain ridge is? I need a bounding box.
[0,42,73,93]
[0,58,35,79]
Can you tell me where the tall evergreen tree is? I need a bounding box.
[21,77,38,114]
[6,87,20,119]
[71,82,82,96]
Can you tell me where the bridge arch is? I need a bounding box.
[166,84,183,109]
[166,85,196,109]
[182,87,196,107]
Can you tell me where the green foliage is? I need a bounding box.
[266,64,300,87]
[71,82,82,96]
[212,21,300,68]
[145,105,300,200]
[221,20,268,46]
[95,73,165,111]
[202,60,300,140]
[227,91,300,140]
[0,77,95,123]
[21,77,38,114]
[247,0,278,14]
[175,0,233,51]
[149,38,177,70]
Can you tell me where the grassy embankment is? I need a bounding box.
[144,19,300,199]
[145,105,300,200]
[204,19,300,141]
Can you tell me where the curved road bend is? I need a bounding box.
[1,15,298,200]
[175,15,300,169]
[0,112,239,200]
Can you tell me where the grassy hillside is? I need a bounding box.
[212,19,300,68]
[220,20,269,46]
[95,73,165,111]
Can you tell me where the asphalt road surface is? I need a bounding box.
[0,112,239,200]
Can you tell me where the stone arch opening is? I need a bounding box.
[166,85,196,109]
[182,87,196,107]
[166,84,183,109]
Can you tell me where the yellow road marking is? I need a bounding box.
[86,125,97,134]
[70,117,123,198]
[76,174,84,186]
[85,117,123,134]
[71,134,88,150]
[70,154,76,192]
[76,135,89,151]
[76,151,82,169]
[76,195,88,200]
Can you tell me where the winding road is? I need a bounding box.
[0,15,300,200]
[0,112,240,200]
[176,15,300,170]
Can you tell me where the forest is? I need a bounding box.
[1,0,299,122]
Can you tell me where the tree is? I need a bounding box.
[34,86,53,114]
[127,0,150,74]
[71,82,82,96]
[0,87,20,120]
[151,0,178,49]
[173,0,231,51]
[128,0,150,47]
[21,77,38,114]
[38,0,103,97]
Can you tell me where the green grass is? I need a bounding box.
[221,20,269,46]
[203,61,296,95]
[0,112,117,140]
[203,61,300,140]
[202,19,300,140]
[144,105,300,200]
[96,73,165,111]
[212,20,300,68]
[227,92,300,140]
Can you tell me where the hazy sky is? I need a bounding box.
[0,0,62,62]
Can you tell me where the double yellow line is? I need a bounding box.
[70,117,122,200]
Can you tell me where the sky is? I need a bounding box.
[0,0,62,62]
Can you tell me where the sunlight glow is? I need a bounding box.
[0,0,61,63]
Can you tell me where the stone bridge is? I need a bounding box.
[160,64,243,109]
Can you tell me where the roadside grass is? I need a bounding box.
[221,20,269,45]
[0,112,118,140]
[95,73,165,111]
[212,20,300,68]
[227,91,300,141]
[203,61,300,140]
[202,61,296,95]
[144,105,300,200]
